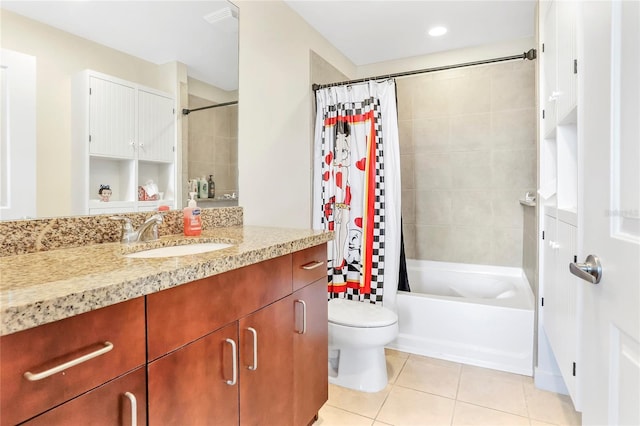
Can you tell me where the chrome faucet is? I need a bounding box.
[110,213,164,243]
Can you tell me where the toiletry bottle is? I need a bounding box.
[183,192,202,236]
[199,176,208,199]
[208,174,216,199]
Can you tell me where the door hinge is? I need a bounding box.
[574,59,578,74]
[89,135,92,143]
[573,362,577,376]
[172,146,175,152]
[541,297,544,307]
[542,109,545,119]
[542,43,545,53]
[542,230,545,240]
[574,255,578,262]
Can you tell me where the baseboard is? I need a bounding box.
[534,366,569,395]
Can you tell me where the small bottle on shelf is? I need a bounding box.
[207,174,216,199]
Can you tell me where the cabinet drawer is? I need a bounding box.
[0,298,146,426]
[292,244,327,292]
[147,254,293,360]
[24,367,147,426]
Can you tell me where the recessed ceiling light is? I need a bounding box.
[428,26,448,37]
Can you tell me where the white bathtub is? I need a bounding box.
[387,260,535,376]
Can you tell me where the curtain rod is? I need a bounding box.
[312,48,537,91]
[182,100,238,115]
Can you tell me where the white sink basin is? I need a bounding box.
[125,243,233,259]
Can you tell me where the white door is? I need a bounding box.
[579,1,640,425]
[0,49,36,220]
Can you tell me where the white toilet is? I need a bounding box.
[327,297,399,392]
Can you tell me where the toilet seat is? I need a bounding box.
[328,298,398,328]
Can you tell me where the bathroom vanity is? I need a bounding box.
[0,226,330,426]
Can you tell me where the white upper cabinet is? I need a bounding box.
[71,70,176,215]
[88,76,136,158]
[137,89,175,163]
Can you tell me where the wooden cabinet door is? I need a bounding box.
[239,297,294,426]
[293,278,328,426]
[24,367,146,426]
[0,298,146,426]
[147,323,239,426]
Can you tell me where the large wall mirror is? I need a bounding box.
[0,0,238,220]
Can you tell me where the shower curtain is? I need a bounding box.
[312,80,401,306]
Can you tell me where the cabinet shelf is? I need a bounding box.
[72,70,177,215]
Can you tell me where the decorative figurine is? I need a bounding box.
[99,184,112,202]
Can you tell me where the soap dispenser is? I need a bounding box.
[183,192,202,236]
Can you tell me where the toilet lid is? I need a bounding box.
[328,298,398,328]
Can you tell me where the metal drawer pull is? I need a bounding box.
[295,300,307,334]
[124,392,137,426]
[225,338,237,386]
[247,327,258,371]
[301,260,324,270]
[23,341,114,381]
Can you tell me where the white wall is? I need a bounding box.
[236,0,356,228]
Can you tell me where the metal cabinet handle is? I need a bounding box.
[23,341,114,381]
[124,392,137,426]
[246,327,258,371]
[294,300,307,334]
[570,254,602,284]
[301,260,324,270]
[224,338,237,386]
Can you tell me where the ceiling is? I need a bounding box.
[1,1,536,91]
[284,0,536,66]
[1,0,239,91]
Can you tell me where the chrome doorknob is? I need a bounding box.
[570,254,602,284]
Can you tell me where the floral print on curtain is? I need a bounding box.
[319,97,385,303]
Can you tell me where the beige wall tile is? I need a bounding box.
[450,113,491,151]
[413,78,451,119]
[413,117,450,153]
[398,61,535,267]
[491,108,536,150]
[451,190,493,226]
[491,226,524,267]
[491,149,537,189]
[450,226,494,265]
[414,152,452,190]
[415,190,453,225]
[449,76,492,115]
[401,190,415,224]
[398,120,413,155]
[400,155,415,190]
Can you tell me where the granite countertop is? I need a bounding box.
[0,226,332,336]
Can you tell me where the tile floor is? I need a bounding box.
[314,349,581,426]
